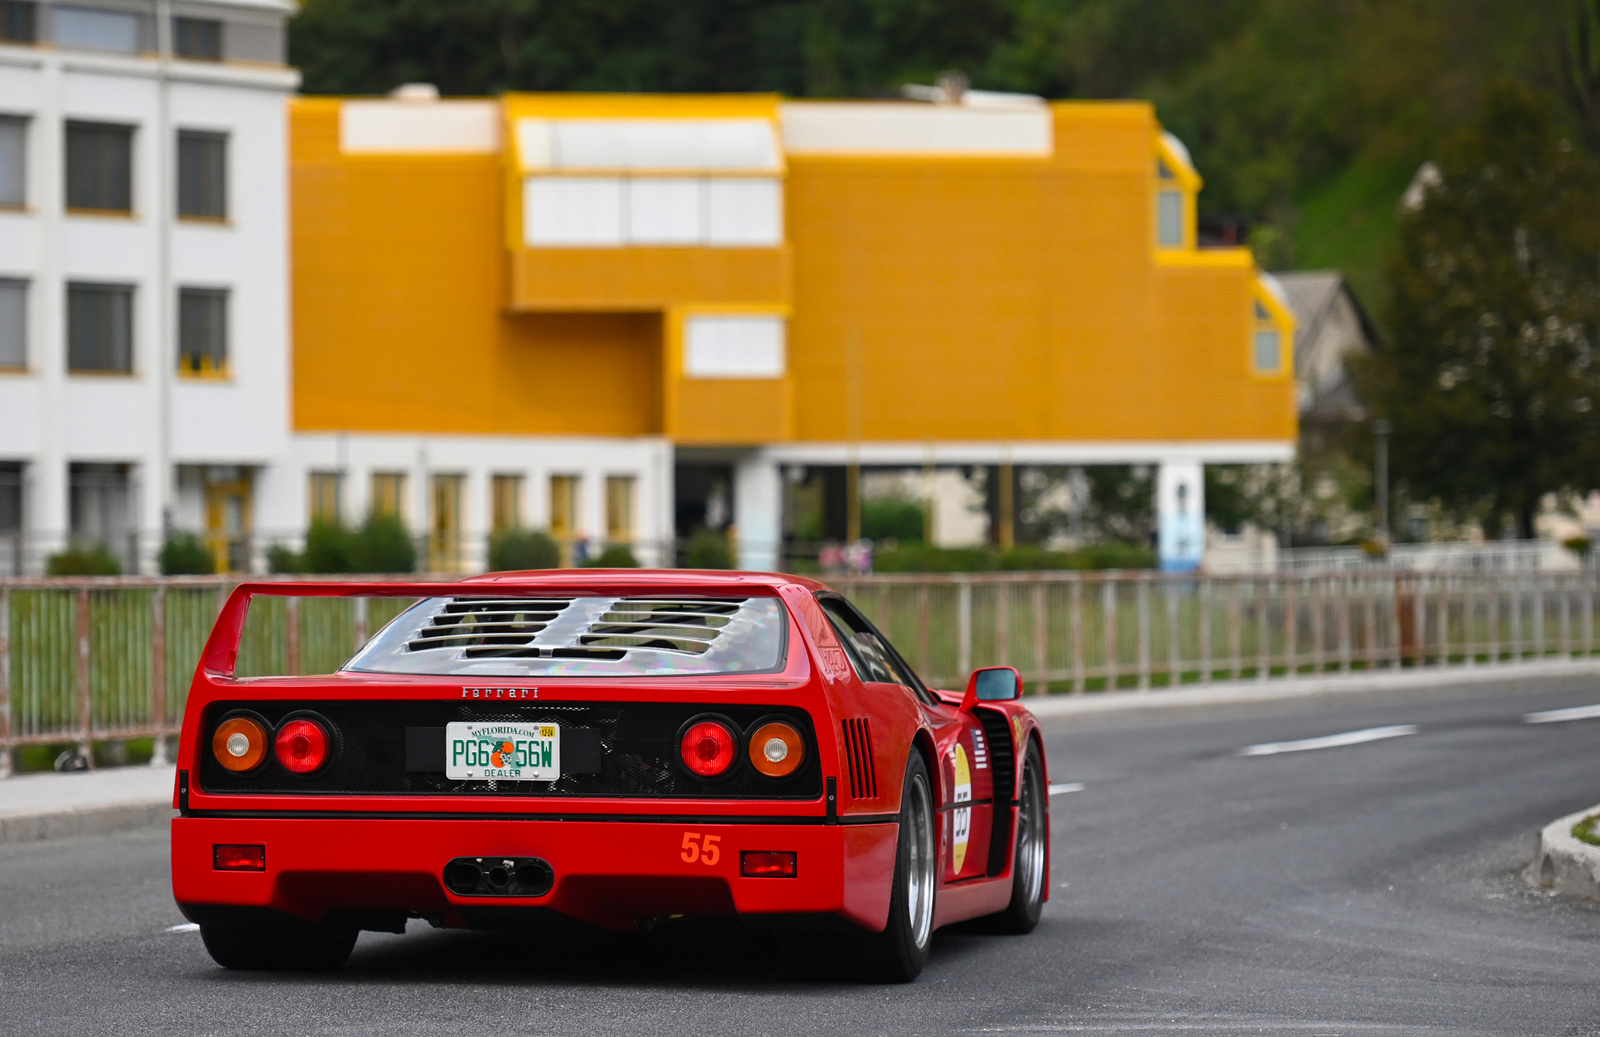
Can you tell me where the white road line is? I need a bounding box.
[165,923,200,933]
[1524,703,1600,724]
[1048,782,1085,795]
[1238,725,1418,757]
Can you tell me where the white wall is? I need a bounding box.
[277,433,677,570]
[0,33,297,571]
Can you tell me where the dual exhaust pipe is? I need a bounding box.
[443,856,554,898]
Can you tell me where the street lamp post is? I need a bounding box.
[1373,419,1392,548]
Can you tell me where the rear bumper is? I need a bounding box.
[172,815,897,932]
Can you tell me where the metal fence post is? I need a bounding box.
[1103,578,1118,691]
[1284,577,1298,679]
[353,595,369,655]
[0,586,10,778]
[149,584,167,766]
[956,579,971,679]
[1165,577,1180,688]
[1070,577,1084,693]
[76,586,92,765]
[995,579,1009,674]
[1137,574,1151,691]
[286,595,301,676]
[1257,578,1270,681]
[1199,578,1212,685]
[1032,582,1047,695]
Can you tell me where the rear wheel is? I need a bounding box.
[199,920,357,971]
[851,751,936,982]
[992,739,1046,933]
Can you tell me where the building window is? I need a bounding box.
[491,473,523,532]
[0,2,37,43]
[370,471,407,519]
[52,5,139,53]
[549,474,579,563]
[66,282,133,373]
[684,315,785,378]
[178,287,227,375]
[1253,301,1283,375]
[308,471,341,522]
[65,121,133,214]
[0,462,22,563]
[68,462,132,563]
[0,278,24,369]
[0,115,25,208]
[429,473,464,572]
[605,476,635,545]
[523,176,783,248]
[177,130,226,219]
[172,16,220,60]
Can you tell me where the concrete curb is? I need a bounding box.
[1529,804,1600,900]
[1025,658,1600,727]
[0,801,174,845]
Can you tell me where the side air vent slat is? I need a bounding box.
[841,717,877,800]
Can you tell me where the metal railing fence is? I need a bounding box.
[3,569,1597,776]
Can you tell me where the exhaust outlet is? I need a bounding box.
[443,856,554,898]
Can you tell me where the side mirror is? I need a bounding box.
[960,666,1021,711]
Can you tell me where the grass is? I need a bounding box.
[1573,814,1600,848]
[1291,151,1419,315]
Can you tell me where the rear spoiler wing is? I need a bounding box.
[197,577,794,680]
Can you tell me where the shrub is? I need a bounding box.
[159,531,215,575]
[265,542,303,573]
[489,528,560,571]
[685,528,733,569]
[1564,536,1592,558]
[349,511,416,573]
[862,497,926,543]
[46,543,122,576]
[1066,542,1156,570]
[874,544,995,572]
[587,544,640,568]
[301,517,355,573]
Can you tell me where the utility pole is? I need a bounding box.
[1373,419,1392,548]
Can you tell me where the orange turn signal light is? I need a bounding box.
[212,716,267,772]
[741,851,797,878]
[748,721,804,778]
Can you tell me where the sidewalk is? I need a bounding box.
[1026,657,1600,727]
[0,764,175,844]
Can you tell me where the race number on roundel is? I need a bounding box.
[951,743,972,872]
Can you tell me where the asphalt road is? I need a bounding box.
[3,676,1600,1036]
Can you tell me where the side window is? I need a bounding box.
[817,595,921,693]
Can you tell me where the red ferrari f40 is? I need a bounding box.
[171,571,1050,981]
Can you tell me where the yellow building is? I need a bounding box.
[289,88,1295,570]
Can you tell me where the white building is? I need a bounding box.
[0,0,297,574]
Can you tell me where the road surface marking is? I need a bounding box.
[1238,725,1418,757]
[165,923,199,933]
[1048,782,1085,795]
[1524,703,1600,724]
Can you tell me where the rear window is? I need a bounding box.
[345,594,787,678]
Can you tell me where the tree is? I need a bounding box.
[1349,81,1600,538]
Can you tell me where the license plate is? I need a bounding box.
[445,722,560,781]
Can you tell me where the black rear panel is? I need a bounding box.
[199,700,820,800]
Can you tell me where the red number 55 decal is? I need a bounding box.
[680,832,721,866]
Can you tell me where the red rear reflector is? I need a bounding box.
[214,844,266,871]
[740,850,797,878]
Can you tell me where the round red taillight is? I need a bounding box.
[680,720,737,777]
[274,718,330,774]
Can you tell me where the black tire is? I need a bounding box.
[991,739,1047,934]
[199,920,358,971]
[851,751,937,982]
